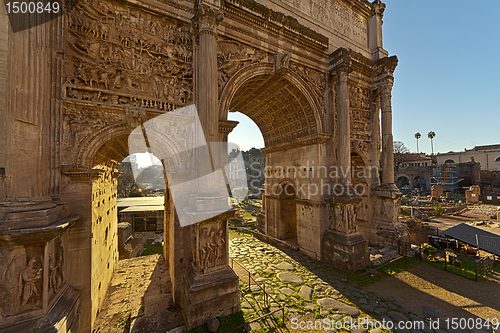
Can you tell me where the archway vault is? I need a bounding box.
[219,62,324,147]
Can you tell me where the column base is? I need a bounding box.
[322,231,369,272]
[371,185,408,250]
[181,266,240,329]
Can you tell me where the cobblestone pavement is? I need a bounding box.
[229,235,495,333]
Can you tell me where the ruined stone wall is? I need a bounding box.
[90,165,118,325]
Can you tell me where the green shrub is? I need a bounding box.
[421,243,438,258]
[433,203,443,216]
[400,207,411,216]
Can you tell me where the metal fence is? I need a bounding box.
[224,257,289,333]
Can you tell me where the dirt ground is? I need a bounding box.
[363,263,500,322]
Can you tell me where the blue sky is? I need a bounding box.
[229,1,500,154]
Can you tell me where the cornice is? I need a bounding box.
[219,120,239,135]
[222,0,329,51]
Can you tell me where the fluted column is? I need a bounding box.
[336,64,352,186]
[194,4,223,171]
[370,90,381,187]
[380,82,394,185]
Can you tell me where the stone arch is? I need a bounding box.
[218,62,324,145]
[444,159,456,164]
[397,176,410,189]
[77,123,131,168]
[413,175,426,189]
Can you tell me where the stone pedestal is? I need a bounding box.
[371,184,408,250]
[0,197,80,332]
[181,212,240,329]
[181,266,240,329]
[322,196,369,272]
[322,230,369,272]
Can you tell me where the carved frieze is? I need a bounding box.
[64,0,193,108]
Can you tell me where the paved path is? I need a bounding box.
[229,235,495,333]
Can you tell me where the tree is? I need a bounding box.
[393,141,410,171]
[414,132,421,153]
[428,131,436,155]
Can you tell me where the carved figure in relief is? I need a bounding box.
[215,228,225,263]
[347,205,357,233]
[199,228,210,270]
[49,255,62,292]
[191,226,197,265]
[333,204,345,232]
[18,257,42,306]
[207,229,217,268]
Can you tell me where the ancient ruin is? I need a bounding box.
[0,0,406,331]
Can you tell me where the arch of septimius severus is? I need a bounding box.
[0,0,408,331]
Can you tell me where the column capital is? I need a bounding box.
[334,63,352,84]
[379,81,393,99]
[192,4,224,36]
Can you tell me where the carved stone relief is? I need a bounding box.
[330,203,358,234]
[217,39,267,93]
[0,245,44,317]
[48,237,64,296]
[274,52,290,75]
[350,86,371,141]
[279,0,368,46]
[64,0,193,109]
[191,221,226,273]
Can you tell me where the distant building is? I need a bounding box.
[436,144,500,171]
[117,197,164,232]
[397,153,434,169]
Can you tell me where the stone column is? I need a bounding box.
[321,54,369,272]
[176,4,240,329]
[196,4,223,171]
[380,82,395,185]
[336,64,352,186]
[369,57,408,250]
[370,91,381,187]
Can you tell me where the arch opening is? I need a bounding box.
[279,183,297,244]
[413,176,426,190]
[444,159,456,164]
[397,176,410,190]
[228,73,319,147]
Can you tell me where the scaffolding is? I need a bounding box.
[431,164,460,191]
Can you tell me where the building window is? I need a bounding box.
[444,159,456,164]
